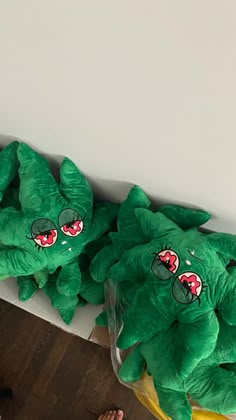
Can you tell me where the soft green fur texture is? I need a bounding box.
[3,141,236,416]
[93,187,211,327]
[17,230,110,324]
[103,209,236,387]
[119,316,236,419]
[0,141,19,202]
[0,143,118,297]
[90,186,210,284]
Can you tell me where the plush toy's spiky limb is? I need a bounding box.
[116,284,170,350]
[59,157,93,215]
[79,270,104,304]
[155,387,191,420]
[90,186,150,282]
[56,260,81,297]
[89,202,119,243]
[18,275,38,301]
[119,317,236,419]
[44,271,80,325]
[17,143,62,214]
[0,248,44,278]
[158,204,210,230]
[34,269,49,288]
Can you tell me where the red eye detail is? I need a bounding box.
[178,272,202,296]
[61,220,83,237]
[158,250,179,273]
[34,229,58,248]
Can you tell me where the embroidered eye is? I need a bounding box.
[172,272,203,305]
[59,208,83,237]
[31,219,58,248]
[152,249,179,280]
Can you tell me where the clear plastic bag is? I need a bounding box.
[103,279,236,420]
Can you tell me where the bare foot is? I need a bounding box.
[98,409,124,420]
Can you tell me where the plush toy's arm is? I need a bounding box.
[89,203,119,242]
[158,204,210,229]
[155,384,192,420]
[17,275,38,301]
[0,248,43,277]
[79,270,105,304]
[44,273,79,325]
[116,285,170,349]
[108,246,147,284]
[56,260,81,297]
[33,269,49,288]
[177,312,219,378]
[118,346,146,383]
[187,366,236,414]
[89,245,118,282]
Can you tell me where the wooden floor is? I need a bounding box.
[0,300,155,420]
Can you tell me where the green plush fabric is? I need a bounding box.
[18,233,109,324]
[90,186,210,284]
[94,195,211,328]
[0,143,118,297]
[90,186,151,283]
[107,209,236,383]
[119,316,236,419]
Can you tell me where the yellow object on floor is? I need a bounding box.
[133,373,228,420]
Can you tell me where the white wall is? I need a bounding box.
[0,1,236,232]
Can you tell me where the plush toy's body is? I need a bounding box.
[107,209,236,384]
[119,315,236,419]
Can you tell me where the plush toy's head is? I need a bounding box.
[90,185,211,284]
[0,143,94,277]
[129,208,236,309]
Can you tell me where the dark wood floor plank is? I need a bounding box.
[0,299,155,420]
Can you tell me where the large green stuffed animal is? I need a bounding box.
[107,209,236,385]
[0,143,118,297]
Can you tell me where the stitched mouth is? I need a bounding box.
[59,247,71,255]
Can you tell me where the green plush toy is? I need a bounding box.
[93,187,211,327]
[0,143,118,298]
[119,314,236,419]
[106,208,236,385]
